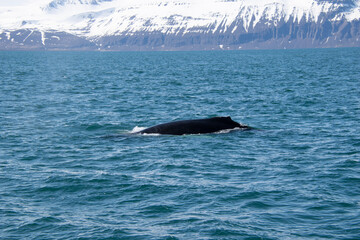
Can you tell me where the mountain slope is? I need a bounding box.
[1,0,359,50]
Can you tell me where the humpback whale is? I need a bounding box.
[138,116,250,135]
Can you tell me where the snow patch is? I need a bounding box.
[41,31,46,45]
[23,30,34,42]
[345,0,360,20]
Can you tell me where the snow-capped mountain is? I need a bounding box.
[1,0,360,50]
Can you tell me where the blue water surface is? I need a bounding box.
[1,49,360,239]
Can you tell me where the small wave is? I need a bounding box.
[130,126,146,133]
[130,126,246,136]
[131,126,166,136]
[214,127,242,134]
[138,132,161,136]
[84,123,103,131]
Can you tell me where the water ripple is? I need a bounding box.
[1,49,360,239]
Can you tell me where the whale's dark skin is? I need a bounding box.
[138,116,250,135]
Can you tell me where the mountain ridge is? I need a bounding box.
[1,0,359,50]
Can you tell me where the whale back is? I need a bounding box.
[139,116,248,135]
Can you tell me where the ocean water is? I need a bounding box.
[1,48,360,240]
